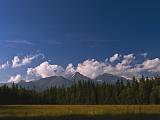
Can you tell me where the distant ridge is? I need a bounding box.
[2,72,129,91]
[95,73,128,84]
[18,76,72,91]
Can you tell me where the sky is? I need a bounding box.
[0,0,160,82]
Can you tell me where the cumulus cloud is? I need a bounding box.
[121,54,135,65]
[12,56,21,68]
[27,60,106,80]
[12,53,43,68]
[0,61,9,70]
[76,59,106,79]
[65,63,76,77]
[75,53,160,79]
[75,54,136,79]
[106,56,160,78]
[27,61,65,78]
[8,74,22,83]
[128,58,160,74]
[142,58,160,72]
[24,53,160,81]
[110,53,120,63]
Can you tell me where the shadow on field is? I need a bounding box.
[0,114,160,120]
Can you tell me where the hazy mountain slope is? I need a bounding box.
[17,76,73,91]
[95,73,128,84]
[0,73,130,91]
[34,76,73,90]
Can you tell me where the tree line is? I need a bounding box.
[0,76,160,104]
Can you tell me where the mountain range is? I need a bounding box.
[0,72,129,91]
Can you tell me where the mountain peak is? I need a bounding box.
[72,72,83,77]
[71,72,91,81]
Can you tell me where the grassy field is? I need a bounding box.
[0,105,160,120]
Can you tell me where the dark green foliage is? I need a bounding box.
[0,76,160,104]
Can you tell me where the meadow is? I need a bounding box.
[0,105,159,120]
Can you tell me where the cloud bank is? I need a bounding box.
[2,53,160,83]
[26,53,160,80]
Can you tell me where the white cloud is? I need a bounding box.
[27,61,65,78]
[5,40,33,45]
[142,58,160,72]
[0,61,9,70]
[110,53,120,63]
[129,58,160,74]
[23,53,160,81]
[70,54,136,79]
[27,59,106,80]
[113,54,135,71]
[65,63,76,77]
[121,54,135,65]
[76,59,105,79]
[74,53,160,79]
[12,53,43,68]
[8,74,22,83]
[103,54,136,77]
[12,56,21,68]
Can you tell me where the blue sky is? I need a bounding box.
[0,0,160,82]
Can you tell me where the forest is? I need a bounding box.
[0,76,160,105]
